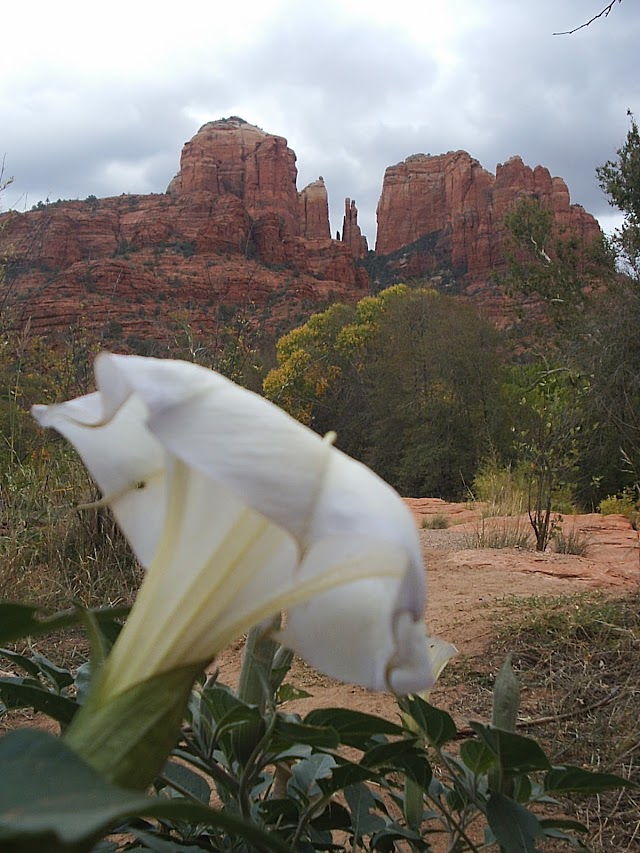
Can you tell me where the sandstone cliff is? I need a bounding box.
[374,150,601,284]
[340,198,368,260]
[1,119,604,346]
[1,118,367,342]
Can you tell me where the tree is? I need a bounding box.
[357,289,505,497]
[263,301,356,424]
[597,111,640,275]
[577,115,640,491]
[501,195,611,331]
[265,286,507,499]
[501,117,640,505]
[506,363,586,549]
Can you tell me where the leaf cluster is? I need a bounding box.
[0,608,634,852]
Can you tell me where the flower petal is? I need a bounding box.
[99,458,300,696]
[32,394,166,566]
[274,533,424,692]
[93,353,334,544]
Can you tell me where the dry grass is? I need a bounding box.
[421,513,450,530]
[448,591,640,851]
[0,449,141,611]
[464,514,533,550]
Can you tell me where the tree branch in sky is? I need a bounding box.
[553,0,622,35]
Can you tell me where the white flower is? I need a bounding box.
[33,353,455,700]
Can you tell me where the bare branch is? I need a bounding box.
[553,0,622,35]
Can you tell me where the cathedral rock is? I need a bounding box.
[0,118,602,343]
[374,150,600,286]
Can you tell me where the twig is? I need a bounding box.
[453,688,621,739]
[553,0,622,35]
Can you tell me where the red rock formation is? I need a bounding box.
[0,118,368,342]
[375,151,601,281]
[1,119,604,345]
[340,198,368,259]
[168,118,301,236]
[298,178,331,239]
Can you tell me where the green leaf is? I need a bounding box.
[492,655,521,732]
[309,800,352,832]
[258,796,300,829]
[486,792,544,853]
[0,603,54,644]
[30,652,75,691]
[545,765,636,794]
[0,602,128,646]
[0,729,290,852]
[303,708,405,749]
[0,648,47,680]
[276,683,311,703]
[460,739,496,775]
[199,684,263,759]
[511,773,533,804]
[129,829,207,851]
[73,663,92,706]
[362,740,432,790]
[0,729,158,847]
[398,695,457,746]
[345,783,386,838]
[538,817,589,834]
[469,723,551,773]
[0,679,78,725]
[320,760,377,794]
[289,754,337,801]
[370,824,431,852]
[271,717,339,750]
[161,761,211,804]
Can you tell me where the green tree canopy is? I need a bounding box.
[265,286,507,499]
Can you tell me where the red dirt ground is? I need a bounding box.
[213,501,639,720]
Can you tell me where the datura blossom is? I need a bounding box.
[33,353,454,701]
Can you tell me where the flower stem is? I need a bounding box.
[65,661,206,790]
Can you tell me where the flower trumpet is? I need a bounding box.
[33,353,455,787]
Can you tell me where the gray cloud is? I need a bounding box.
[2,0,637,243]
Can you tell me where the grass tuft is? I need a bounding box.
[552,526,591,556]
[421,513,450,530]
[465,516,532,549]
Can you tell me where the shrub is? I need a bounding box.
[599,488,639,528]
[421,513,449,529]
[472,457,528,517]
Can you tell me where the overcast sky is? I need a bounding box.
[1,0,638,243]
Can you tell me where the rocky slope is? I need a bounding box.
[0,118,602,345]
[0,118,368,344]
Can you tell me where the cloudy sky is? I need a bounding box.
[1,0,638,243]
